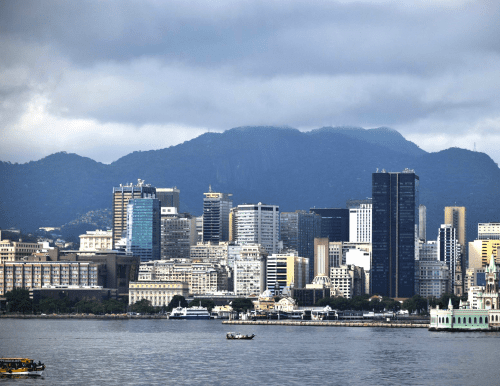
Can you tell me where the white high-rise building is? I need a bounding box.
[348,200,372,243]
[234,203,280,254]
[437,224,461,291]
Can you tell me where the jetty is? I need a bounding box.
[223,320,429,328]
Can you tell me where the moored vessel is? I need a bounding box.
[0,358,45,376]
[169,305,211,320]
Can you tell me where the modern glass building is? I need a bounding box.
[202,189,232,243]
[280,210,321,282]
[371,169,419,298]
[310,208,350,242]
[156,188,180,211]
[126,198,161,262]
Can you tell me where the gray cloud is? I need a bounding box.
[1,0,500,164]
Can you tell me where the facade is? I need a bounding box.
[478,223,500,240]
[415,259,450,298]
[347,199,372,243]
[112,179,156,249]
[126,198,161,262]
[371,169,419,298]
[79,230,112,252]
[203,189,232,243]
[234,203,280,254]
[468,239,500,269]
[160,210,196,260]
[156,187,180,211]
[129,281,189,307]
[190,242,230,263]
[0,240,48,263]
[280,210,321,281]
[345,246,371,294]
[310,208,350,242]
[464,267,486,295]
[266,253,309,295]
[233,255,266,297]
[330,264,365,298]
[0,261,105,296]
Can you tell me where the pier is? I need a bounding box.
[223,320,429,328]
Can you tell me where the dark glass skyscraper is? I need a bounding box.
[372,169,419,298]
[203,188,232,243]
[310,208,350,242]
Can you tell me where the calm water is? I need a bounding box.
[1,319,499,385]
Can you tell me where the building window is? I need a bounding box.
[474,317,477,324]
[479,317,483,324]
[446,317,449,324]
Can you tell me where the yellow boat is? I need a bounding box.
[0,358,45,376]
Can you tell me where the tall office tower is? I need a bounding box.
[126,198,161,262]
[372,169,419,298]
[437,224,461,292]
[478,223,500,240]
[346,199,372,243]
[280,210,321,281]
[156,188,180,211]
[416,241,450,298]
[419,205,427,242]
[310,208,349,242]
[160,208,197,260]
[112,179,156,249]
[234,203,280,254]
[202,188,232,243]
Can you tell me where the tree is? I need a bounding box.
[130,299,155,314]
[402,295,427,314]
[167,295,188,311]
[189,299,215,312]
[231,298,254,313]
[5,288,32,314]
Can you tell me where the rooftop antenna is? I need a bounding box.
[474,142,476,152]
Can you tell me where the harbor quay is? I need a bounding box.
[223,320,429,328]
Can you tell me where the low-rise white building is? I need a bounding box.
[128,281,189,307]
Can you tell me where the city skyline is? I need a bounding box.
[1,1,500,165]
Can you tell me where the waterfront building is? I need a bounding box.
[137,259,228,295]
[160,209,197,260]
[347,199,372,243]
[478,223,500,240]
[112,179,156,249]
[79,230,112,252]
[126,198,161,262]
[203,188,232,243]
[0,239,50,263]
[371,169,419,298]
[266,253,309,295]
[280,210,321,281]
[310,208,349,242]
[0,261,104,296]
[128,281,189,307]
[234,203,280,254]
[156,187,180,211]
[329,264,365,298]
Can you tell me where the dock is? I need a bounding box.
[223,320,429,328]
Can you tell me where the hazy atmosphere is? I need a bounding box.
[1,0,499,164]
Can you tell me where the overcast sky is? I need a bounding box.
[1,0,499,165]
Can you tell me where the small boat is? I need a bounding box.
[226,332,255,340]
[0,358,45,376]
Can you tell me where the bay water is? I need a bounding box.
[1,319,498,385]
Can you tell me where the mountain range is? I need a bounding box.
[1,126,499,244]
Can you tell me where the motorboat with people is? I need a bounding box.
[0,358,45,376]
[226,332,255,340]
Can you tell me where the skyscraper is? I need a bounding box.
[372,169,419,298]
[347,199,372,243]
[419,205,427,242]
[310,208,350,242]
[112,179,156,249]
[280,210,321,282]
[156,188,180,211]
[234,203,280,254]
[437,223,460,293]
[126,198,161,262]
[202,187,232,243]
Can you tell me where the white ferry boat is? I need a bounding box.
[169,305,211,320]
